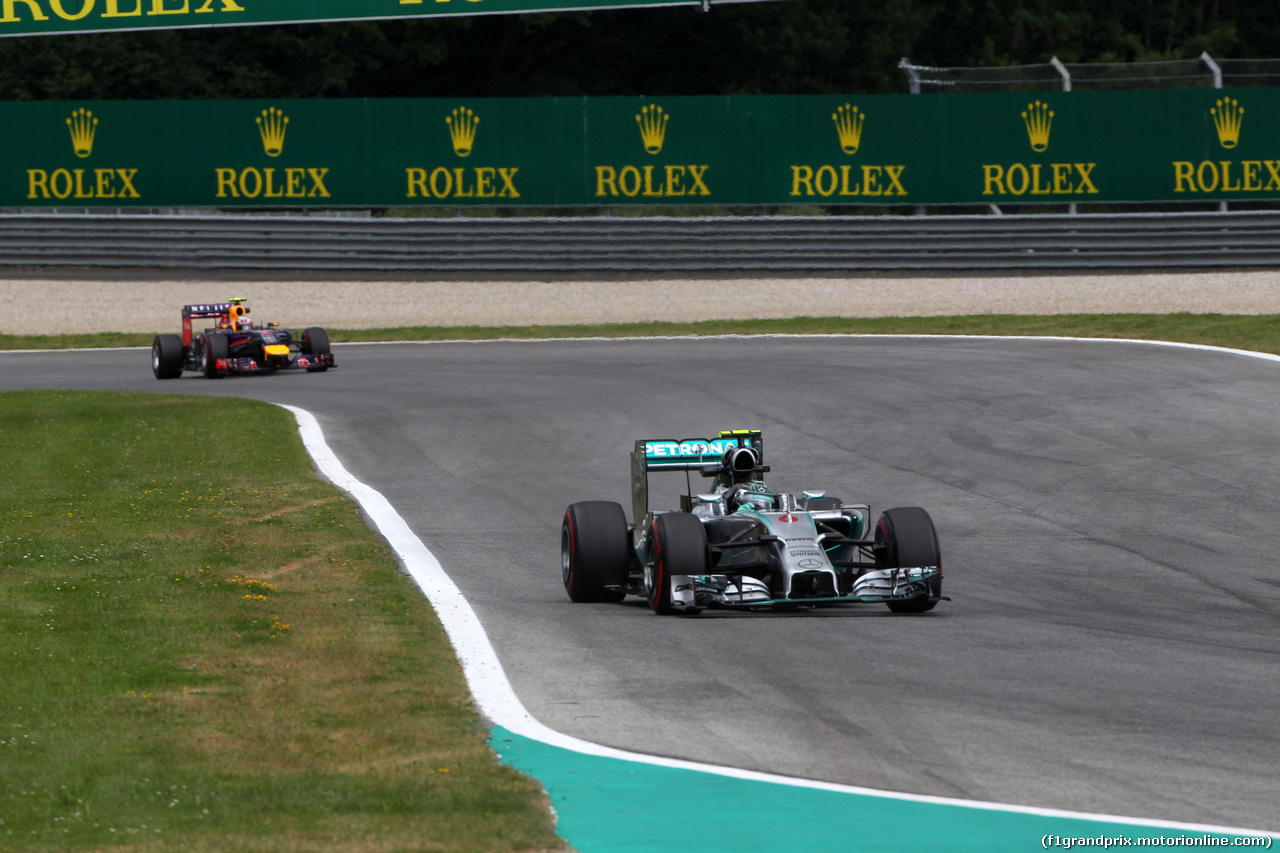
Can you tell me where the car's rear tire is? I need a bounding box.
[646,512,708,615]
[876,506,941,614]
[302,327,330,372]
[151,334,183,379]
[197,334,228,378]
[561,501,628,603]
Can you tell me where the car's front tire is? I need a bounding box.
[562,501,628,603]
[151,334,183,379]
[302,327,330,372]
[646,512,708,615]
[196,334,228,378]
[876,506,941,614]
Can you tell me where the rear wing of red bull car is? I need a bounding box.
[180,302,233,346]
[630,429,766,523]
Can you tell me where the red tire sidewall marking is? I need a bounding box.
[651,521,664,611]
[564,512,577,595]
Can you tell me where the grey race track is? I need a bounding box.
[4,336,1279,831]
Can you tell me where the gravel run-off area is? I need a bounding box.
[4,271,1280,336]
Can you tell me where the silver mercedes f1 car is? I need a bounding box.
[561,430,946,616]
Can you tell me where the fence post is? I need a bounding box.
[1050,56,1071,91]
[1200,51,1222,89]
[899,57,921,94]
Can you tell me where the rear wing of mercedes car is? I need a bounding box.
[630,430,764,522]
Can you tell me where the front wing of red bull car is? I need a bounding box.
[561,430,946,616]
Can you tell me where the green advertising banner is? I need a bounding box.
[0,0,775,38]
[3,89,1277,208]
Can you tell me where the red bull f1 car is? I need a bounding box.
[151,298,334,379]
[561,430,945,615]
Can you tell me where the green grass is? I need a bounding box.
[0,391,565,853]
[7,313,1280,356]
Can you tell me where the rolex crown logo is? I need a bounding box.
[446,107,480,157]
[1211,97,1243,149]
[1021,100,1054,153]
[635,104,669,155]
[832,103,865,155]
[256,107,289,158]
[66,108,98,159]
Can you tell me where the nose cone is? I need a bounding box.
[768,512,829,569]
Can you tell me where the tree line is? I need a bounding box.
[0,0,1274,100]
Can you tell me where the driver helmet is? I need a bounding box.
[236,314,252,330]
[730,480,775,512]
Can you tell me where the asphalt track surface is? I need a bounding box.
[4,336,1279,833]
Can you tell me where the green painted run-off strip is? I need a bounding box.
[491,726,1270,852]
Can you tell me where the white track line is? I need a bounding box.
[277,334,1278,838]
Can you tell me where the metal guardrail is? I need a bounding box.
[2,210,1280,272]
